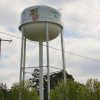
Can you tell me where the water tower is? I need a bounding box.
[19,5,66,100]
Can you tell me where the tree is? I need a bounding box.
[7,81,39,100]
[0,89,4,100]
[50,80,88,100]
[86,78,100,100]
[30,69,74,100]
[0,83,8,100]
[50,79,100,100]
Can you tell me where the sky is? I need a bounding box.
[0,0,100,88]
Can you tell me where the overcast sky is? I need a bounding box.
[0,0,100,88]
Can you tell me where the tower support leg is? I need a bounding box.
[61,30,66,81]
[19,35,26,100]
[39,42,44,100]
[46,22,50,100]
[19,34,24,100]
[23,37,26,83]
[61,30,68,100]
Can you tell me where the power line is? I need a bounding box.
[1,31,100,63]
[0,31,22,39]
[65,51,100,62]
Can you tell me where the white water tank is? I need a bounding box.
[19,5,63,41]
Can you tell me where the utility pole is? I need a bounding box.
[0,38,12,58]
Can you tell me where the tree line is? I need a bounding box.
[51,78,100,100]
[0,69,100,100]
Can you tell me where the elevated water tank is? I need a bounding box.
[19,5,63,41]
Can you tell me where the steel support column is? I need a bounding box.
[23,37,26,82]
[61,30,66,81]
[39,42,44,100]
[46,22,50,100]
[19,35,26,100]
